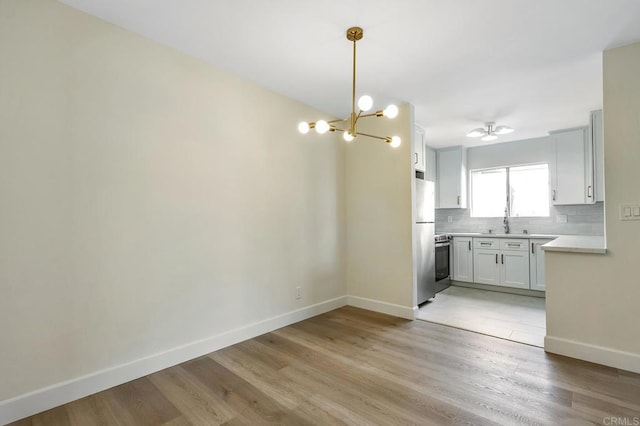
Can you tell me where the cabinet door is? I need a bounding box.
[529,239,552,291]
[452,237,473,282]
[554,128,587,205]
[414,126,425,172]
[500,250,530,289]
[437,148,466,208]
[591,110,605,202]
[425,146,436,181]
[474,249,500,285]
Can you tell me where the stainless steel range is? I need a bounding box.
[434,234,452,293]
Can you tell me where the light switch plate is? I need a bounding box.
[620,204,640,221]
[556,214,568,223]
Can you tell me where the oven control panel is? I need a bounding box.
[434,234,452,244]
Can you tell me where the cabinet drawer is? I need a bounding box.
[500,239,528,251]
[474,238,498,250]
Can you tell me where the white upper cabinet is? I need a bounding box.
[414,125,426,173]
[415,124,436,181]
[552,118,604,206]
[590,110,605,202]
[552,127,589,205]
[436,147,467,208]
[424,145,436,182]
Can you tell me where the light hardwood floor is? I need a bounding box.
[418,286,546,347]
[11,306,640,425]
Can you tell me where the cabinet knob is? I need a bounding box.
[501,254,504,264]
[552,190,557,201]
[587,185,593,198]
[495,253,498,264]
[414,153,418,165]
[457,195,460,206]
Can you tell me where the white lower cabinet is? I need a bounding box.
[530,239,553,291]
[453,236,549,291]
[500,250,530,289]
[473,249,500,285]
[472,238,530,289]
[452,237,473,282]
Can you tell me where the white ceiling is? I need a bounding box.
[59,0,640,148]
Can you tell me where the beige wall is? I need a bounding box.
[345,104,415,311]
[545,41,640,371]
[0,0,346,401]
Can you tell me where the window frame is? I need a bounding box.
[470,162,550,218]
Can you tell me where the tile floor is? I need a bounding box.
[417,285,546,347]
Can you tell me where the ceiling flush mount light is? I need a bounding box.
[298,27,401,148]
[466,122,514,142]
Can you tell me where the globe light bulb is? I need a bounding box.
[383,104,399,119]
[481,134,498,142]
[390,136,401,148]
[298,122,310,134]
[357,95,373,112]
[315,120,330,134]
[343,132,354,142]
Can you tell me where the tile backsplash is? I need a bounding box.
[435,203,604,236]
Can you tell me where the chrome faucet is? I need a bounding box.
[503,208,510,234]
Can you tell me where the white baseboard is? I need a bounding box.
[0,296,348,425]
[346,295,416,320]
[545,335,640,374]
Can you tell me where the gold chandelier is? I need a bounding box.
[297,26,401,148]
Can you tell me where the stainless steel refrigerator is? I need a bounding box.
[416,175,436,305]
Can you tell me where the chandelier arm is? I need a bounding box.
[352,110,364,128]
[358,112,381,119]
[327,118,349,124]
[355,131,391,141]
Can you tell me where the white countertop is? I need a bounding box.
[445,232,558,239]
[442,232,607,253]
[541,235,607,254]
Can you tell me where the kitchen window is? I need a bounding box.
[470,164,550,217]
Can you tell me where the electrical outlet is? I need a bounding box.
[556,214,568,223]
[448,216,453,223]
[296,287,302,299]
